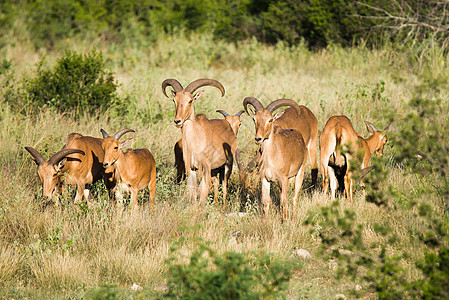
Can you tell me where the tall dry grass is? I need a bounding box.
[0,33,447,298]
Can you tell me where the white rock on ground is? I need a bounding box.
[295,249,312,259]
[131,283,143,291]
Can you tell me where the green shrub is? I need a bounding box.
[164,235,292,299]
[25,49,120,118]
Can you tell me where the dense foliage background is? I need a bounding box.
[2,0,448,49]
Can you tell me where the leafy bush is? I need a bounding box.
[25,49,120,118]
[164,234,292,299]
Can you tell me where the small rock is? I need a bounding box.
[295,249,312,259]
[335,294,347,299]
[154,283,168,292]
[355,284,362,291]
[131,283,143,291]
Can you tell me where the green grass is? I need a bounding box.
[0,32,447,298]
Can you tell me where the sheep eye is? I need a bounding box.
[114,146,118,150]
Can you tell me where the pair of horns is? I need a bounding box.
[365,121,391,133]
[101,128,135,140]
[25,147,85,166]
[216,110,245,118]
[162,78,225,98]
[243,97,301,116]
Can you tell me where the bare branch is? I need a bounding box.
[355,1,449,35]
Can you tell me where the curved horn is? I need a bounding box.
[100,128,109,138]
[162,78,184,98]
[243,97,264,115]
[48,149,85,166]
[235,110,245,117]
[266,99,301,115]
[365,121,379,132]
[113,129,135,140]
[216,110,229,117]
[383,123,391,132]
[25,146,46,166]
[185,78,225,96]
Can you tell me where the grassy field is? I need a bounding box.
[0,33,447,298]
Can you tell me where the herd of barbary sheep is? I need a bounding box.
[25,78,390,222]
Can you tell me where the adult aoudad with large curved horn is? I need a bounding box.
[243,96,319,188]
[163,77,236,204]
[244,97,308,222]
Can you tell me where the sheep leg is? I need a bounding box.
[222,163,232,206]
[131,188,139,210]
[344,172,353,201]
[148,171,157,212]
[308,137,319,187]
[292,164,305,220]
[328,166,338,200]
[280,177,289,223]
[115,184,125,213]
[199,166,211,204]
[212,176,219,204]
[187,170,198,201]
[74,184,85,204]
[261,177,271,219]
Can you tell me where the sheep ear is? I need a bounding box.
[193,90,204,101]
[273,110,285,121]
